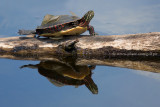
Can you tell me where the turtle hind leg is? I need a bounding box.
[87,25,98,36]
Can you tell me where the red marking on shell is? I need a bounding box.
[49,26,51,30]
[58,25,62,31]
[62,24,65,28]
[61,24,65,30]
[54,25,57,31]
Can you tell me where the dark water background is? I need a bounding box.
[1,0,160,107]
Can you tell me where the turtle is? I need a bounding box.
[18,10,96,38]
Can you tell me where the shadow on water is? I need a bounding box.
[20,56,98,94]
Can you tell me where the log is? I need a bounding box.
[0,32,160,73]
[0,32,160,58]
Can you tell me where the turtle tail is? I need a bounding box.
[18,29,36,35]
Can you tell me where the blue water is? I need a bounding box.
[1,0,160,107]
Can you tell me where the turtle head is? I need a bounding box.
[83,10,94,22]
[80,10,94,26]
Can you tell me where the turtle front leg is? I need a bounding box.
[87,25,98,36]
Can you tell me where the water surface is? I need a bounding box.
[1,0,160,107]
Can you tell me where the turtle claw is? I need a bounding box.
[92,32,98,36]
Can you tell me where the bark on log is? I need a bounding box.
[0,32,160,73]
[0,32,160,58]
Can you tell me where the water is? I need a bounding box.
[1,0,160,107]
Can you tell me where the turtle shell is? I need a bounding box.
[39,14,80,28]
[36,14,87,37]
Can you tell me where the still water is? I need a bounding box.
[1,0,160,107]
[1,57,160,107]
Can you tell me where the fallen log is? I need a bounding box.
[0,32,160,58]
[0,32,160,73]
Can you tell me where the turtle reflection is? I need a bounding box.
[21,58,98,94]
